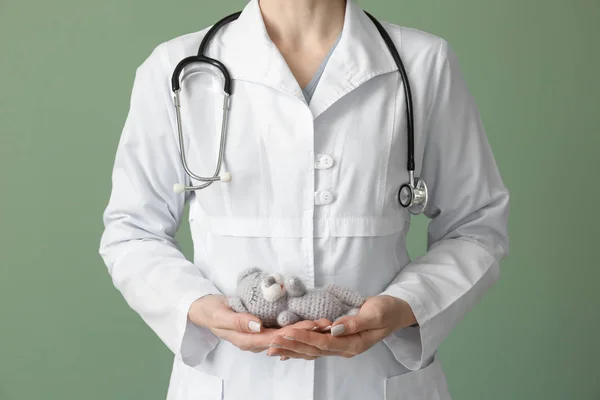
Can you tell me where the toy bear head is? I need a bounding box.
[237,267,288,302]
[236,267,290,327]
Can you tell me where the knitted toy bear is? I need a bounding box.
[227,267,365,328]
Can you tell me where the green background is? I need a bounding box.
[1,0,599,398]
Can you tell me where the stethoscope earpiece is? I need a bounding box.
[220,172,232,182]
[173,183,186,194]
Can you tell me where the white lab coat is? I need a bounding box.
[99,0,509,399]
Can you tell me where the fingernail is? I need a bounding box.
[280,356,289,361]
[269,343,283,348]
[311,326,319,331]
[249,321,261,332]
[283,336,295,341]
[331,324,345,337]
[322,325,331,331]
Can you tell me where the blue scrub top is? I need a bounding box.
[301,33,342,103]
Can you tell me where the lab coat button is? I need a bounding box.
[315,190,334,205]
[315,154,334,169]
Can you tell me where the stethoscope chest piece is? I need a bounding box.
[398,176,428,215]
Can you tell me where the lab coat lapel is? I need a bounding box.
[213,0,306,102]
[309,0,398,118]
[212,0,397,113]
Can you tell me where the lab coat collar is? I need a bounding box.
[216,0,399,118]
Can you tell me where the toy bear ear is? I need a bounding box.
[237,267,263,284]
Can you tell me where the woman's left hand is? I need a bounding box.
[267,295,416,360]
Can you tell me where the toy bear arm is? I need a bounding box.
[277,310,302,327]
[227,296,248,313]
[325,285,365,308]
[284,276,307,297]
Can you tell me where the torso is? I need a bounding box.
[160,2,451,399]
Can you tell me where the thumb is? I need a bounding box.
[232,312,263,333]
[214,308,263,333]
[330,312,374,337]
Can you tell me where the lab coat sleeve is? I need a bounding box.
[99,43,222,368]
[380,39,510,370]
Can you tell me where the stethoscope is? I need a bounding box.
[171,11,429,215]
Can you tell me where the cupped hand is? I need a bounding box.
[188,295,331,355]
[267,318,334,360]
[267,295,416,359]
[188,294,275,353]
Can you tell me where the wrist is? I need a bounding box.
[188,294,221,327]
[382,295,417,330]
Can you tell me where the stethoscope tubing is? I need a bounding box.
[170,9,427,214]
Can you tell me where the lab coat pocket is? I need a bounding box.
[175,362,223,400]
[384,356,450,400]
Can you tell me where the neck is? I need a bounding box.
[258,0,346,50]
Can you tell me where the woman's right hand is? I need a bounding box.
[188,294,275,353]
[188,294,331,356]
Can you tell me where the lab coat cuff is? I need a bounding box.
[379,287,433,371]
[176,287,222,368]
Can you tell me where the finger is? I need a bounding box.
[269,335,324,357]
[212,328,276,351]
[271,329,349,351]
[266,349,317,361]
[282,320,319,331]
[313,318,333,331]
[275,318,332,338]
[269,335,352,358]
[281,328,362,353]
[211,307,263,333]
[330,312,377,337]
[250,347,268,353]
[268,346,354,359]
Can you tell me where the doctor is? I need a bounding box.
[99,0,509,398]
